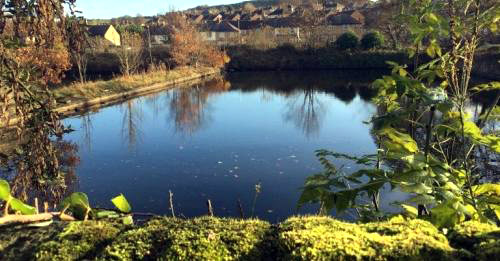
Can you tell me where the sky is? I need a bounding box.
[76,0,241,19]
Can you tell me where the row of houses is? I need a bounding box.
[198,10,366,46]
[86,3,369,48]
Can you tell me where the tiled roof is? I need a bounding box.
[88,25,112,37]
[202,21,241,33]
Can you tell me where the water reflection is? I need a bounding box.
[284,89,326,137]
[60,70,382,221]
[121,100,144,151]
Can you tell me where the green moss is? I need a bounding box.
[277,216,455,260]
[100,217,273,260]
[448,221,500,260]
[2,216,498,260]
[0,221,125,260]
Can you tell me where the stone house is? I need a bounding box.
[88,24,121,46]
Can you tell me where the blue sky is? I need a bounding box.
[76,0,240,19]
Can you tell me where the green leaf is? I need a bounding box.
[95,210,120,219]
[431,203,460,228]
[0,179,11,201]
[10,198,37,215]
[400,183,433,194]
[401,204,418,218]
[111,194,132,213]
[408,194,436,205]
[472,184,500,196]
[60,192,91,220]
[378,128,419,155]
[122,215,134,225]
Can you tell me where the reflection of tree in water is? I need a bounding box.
[80,114,94,151]
[328,84,358,104]
[121,100,144,151]
[168,78,230,135]
[1,140,80,205]
[284,89,326,138]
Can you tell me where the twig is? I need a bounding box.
[44,202,49,213]
[207,199,214,217]
[169,190,175,218]
[0,213,53,226]
[34,198,39,214]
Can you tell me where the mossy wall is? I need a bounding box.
[0,216,498,260]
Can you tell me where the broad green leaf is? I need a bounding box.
[111,194,132,213]
[431,203,460,228]
[400,183,433,194]
[408,194,436,205]
[378,128,419,155]
[60,192,91,220]
[472,184,500,196]
[0,179,11,201]
[10,198,37,215]
[401,204,418,218]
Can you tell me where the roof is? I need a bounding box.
[327,10,365,25]
[230,20,263,30]
[148,26,169,36]
[264,17,304,28]
[202,21,241,33]
[88,25,113,37]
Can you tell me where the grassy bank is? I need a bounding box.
[54,66,219,106]
[0,216,498,260]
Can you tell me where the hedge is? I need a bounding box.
[0,216,498,260]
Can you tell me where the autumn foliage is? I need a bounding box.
[165,12,226,68]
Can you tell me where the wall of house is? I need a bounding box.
[104,27,121,46]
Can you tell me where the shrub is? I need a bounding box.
[361,31,385,50]
[334,32,359,51]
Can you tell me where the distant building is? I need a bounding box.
[200,21,241,45]
[88,24,121,46]
[147,26,170,45]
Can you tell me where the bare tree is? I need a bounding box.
[116,31,143,76]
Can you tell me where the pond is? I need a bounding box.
[62,70,408,222]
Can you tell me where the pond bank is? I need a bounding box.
[0,216,497,260]
[53,67,222,117]
[0,67,221,128]
[226,46,499,80]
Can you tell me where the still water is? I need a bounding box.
[63,70,403,222]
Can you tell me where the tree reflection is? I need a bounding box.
[168,78,229,135]
[1,140,80,205]
[284,89,326,138]
[121,100,144,151]
[328,84,358,104]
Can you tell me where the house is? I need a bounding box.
[325,3,345,13]
[327,10,365,26]
[88,25,121,46]
[200,21,241,45]
[147,26,169,45]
